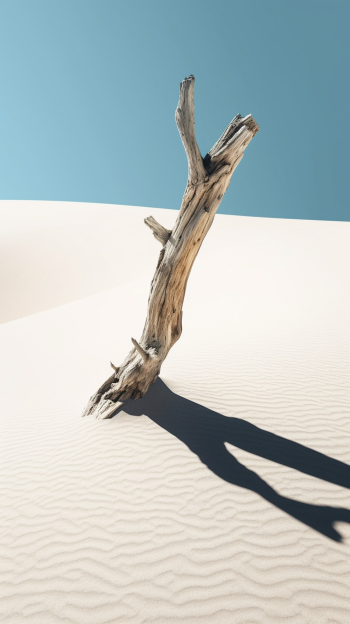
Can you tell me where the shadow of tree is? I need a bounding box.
[116,378,350,542]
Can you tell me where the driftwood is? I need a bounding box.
[82,75,258,419]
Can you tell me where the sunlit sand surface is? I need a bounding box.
[1,201,349,623]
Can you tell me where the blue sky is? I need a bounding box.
[0,0,349,220]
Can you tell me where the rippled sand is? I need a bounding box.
[1,201,349,623]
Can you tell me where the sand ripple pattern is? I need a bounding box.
[0,211,349,623]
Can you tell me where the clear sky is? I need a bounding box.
[0,0,349,220]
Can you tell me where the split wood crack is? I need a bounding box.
[82,75,259,419]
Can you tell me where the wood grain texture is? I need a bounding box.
[82,75,259,419]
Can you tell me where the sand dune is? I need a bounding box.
[0,200,175,324]
[0,201,349,623]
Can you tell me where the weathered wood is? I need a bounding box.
[131,338,149,363]
[175,75,207,185]
[82,75,259,419]
[144,215,171,245]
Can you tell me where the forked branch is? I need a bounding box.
[82,75,259,419]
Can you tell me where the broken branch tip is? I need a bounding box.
[131,338,149,363]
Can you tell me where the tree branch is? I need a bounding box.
[204,115,259,173]
[144,216,171,245]
[204,114,259,172]
[175,75,206,185]
[131,338,149,363]
[82,76,259,419]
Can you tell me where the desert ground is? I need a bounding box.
[0,200,349,623]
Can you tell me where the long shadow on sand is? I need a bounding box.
[119,378,350,542]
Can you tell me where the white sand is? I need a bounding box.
[0,200,349,623]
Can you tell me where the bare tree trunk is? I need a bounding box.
[82,75,259,419]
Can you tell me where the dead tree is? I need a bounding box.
[82,75,259,419]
